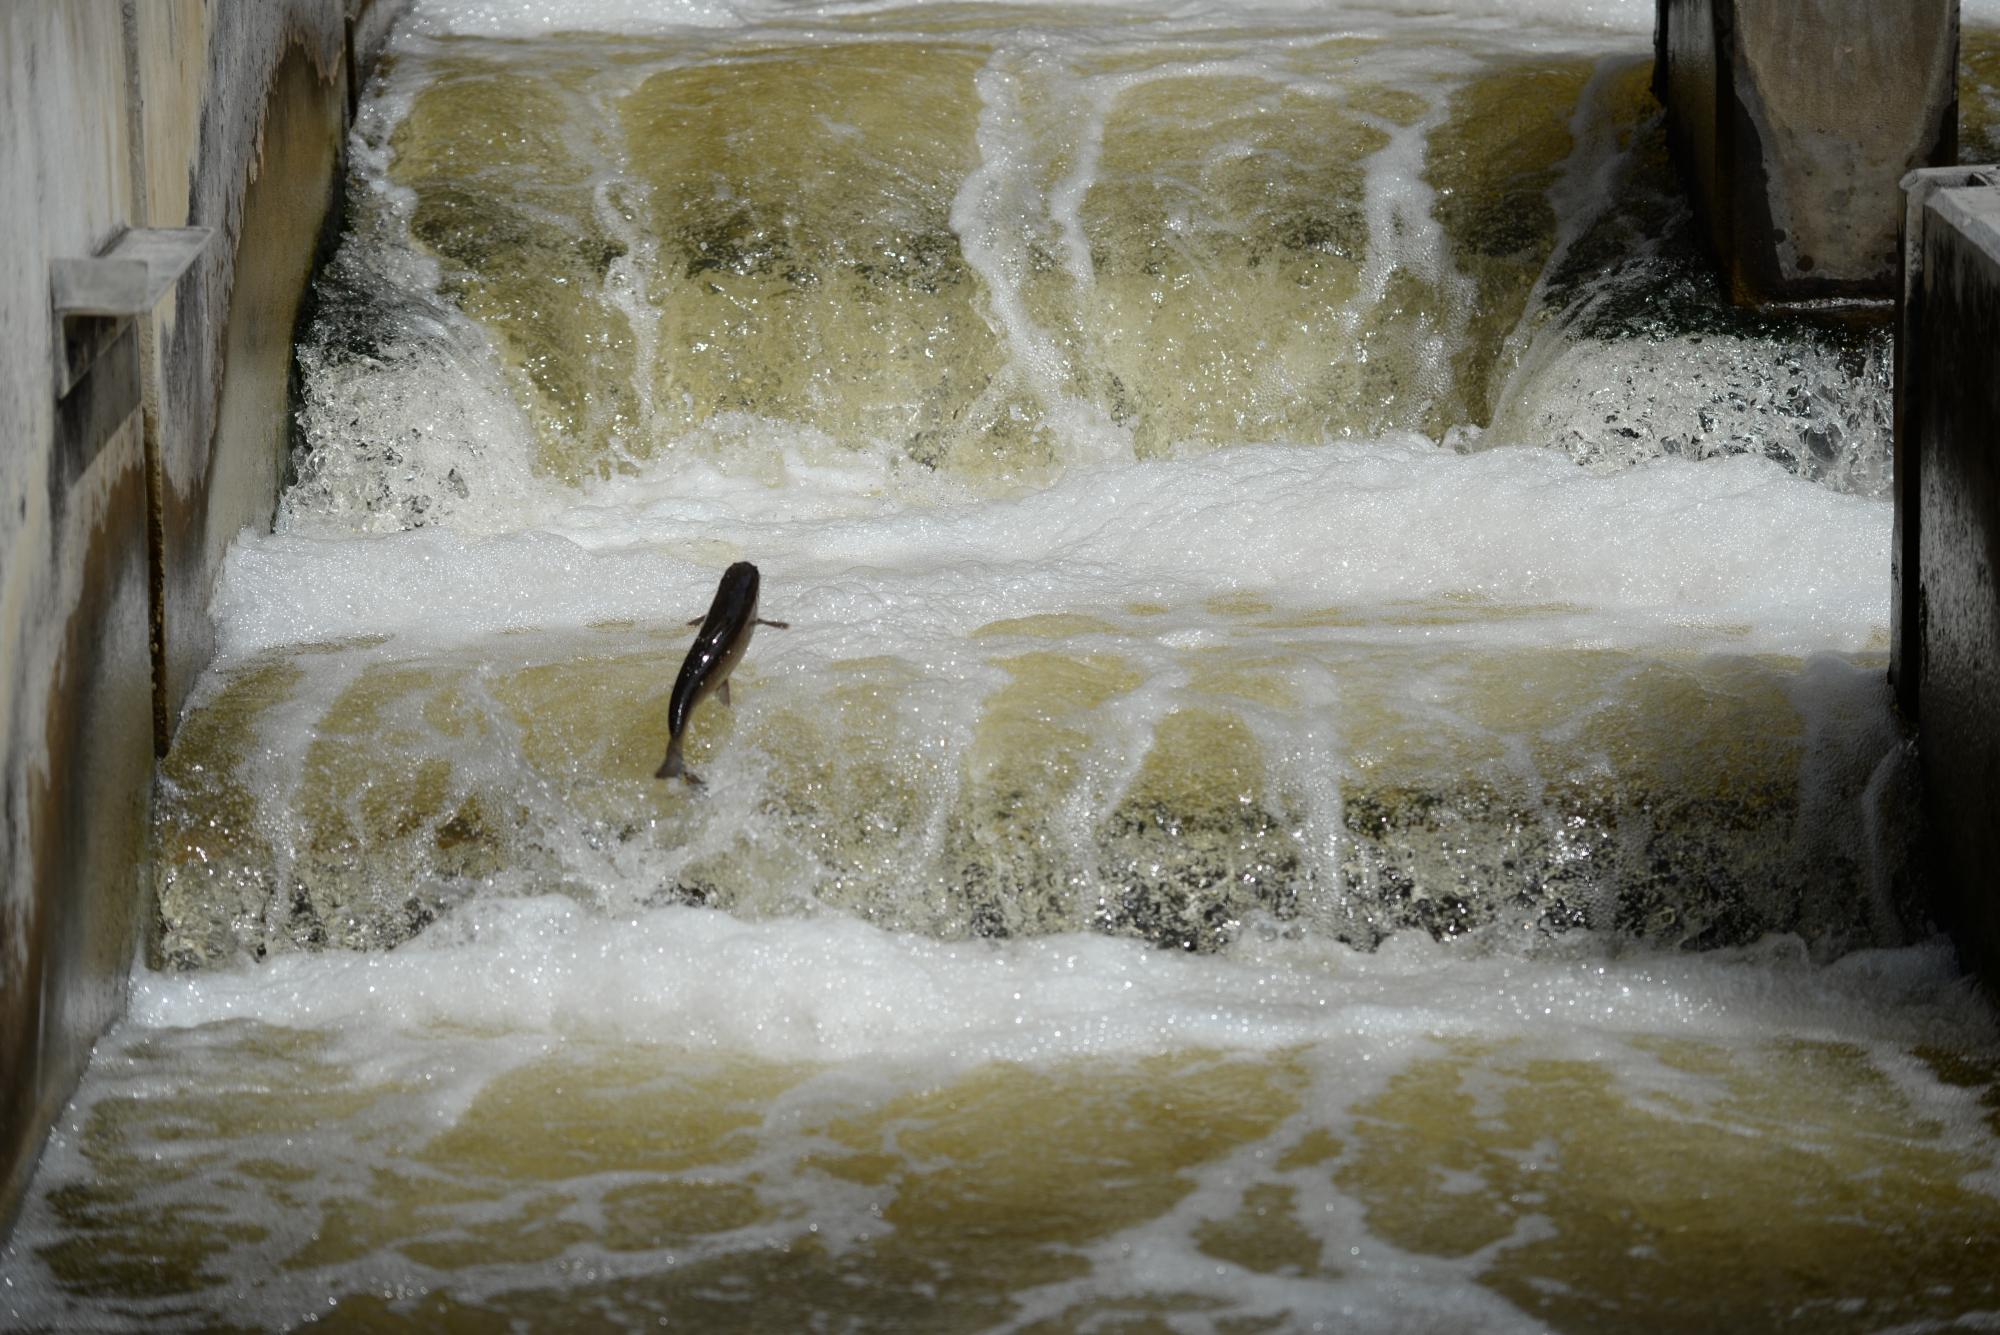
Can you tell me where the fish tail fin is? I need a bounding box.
[656,736,705,787]
[655,735,684,781]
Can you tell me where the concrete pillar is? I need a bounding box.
[1,0,408,1241]
[1895,167,2000,991]
[1655,0,1959,307]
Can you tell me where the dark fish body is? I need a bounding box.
[657,561,785,784]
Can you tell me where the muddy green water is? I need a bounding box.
[5,6,2000,1332]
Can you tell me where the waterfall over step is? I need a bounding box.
[149,4,1913,969]
[9,7,2000,1332]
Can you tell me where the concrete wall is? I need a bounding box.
[141,5,350,743]
[1656,0,1960,307]
[1896,168,2000,991]
[0,0,152,1245]
[1,0,404,1239]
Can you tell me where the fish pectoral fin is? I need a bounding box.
[718,680,731,708]
[756,618,790,629]
[686,616,705,626]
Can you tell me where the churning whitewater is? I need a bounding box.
[5,0,2000,1329]
[162,0,1916,964]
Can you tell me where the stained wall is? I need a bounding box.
[0,0,405,1238]
[1657,0,1960,306]
[1897,171,2000,990]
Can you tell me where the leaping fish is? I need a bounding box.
[656,561,788,785]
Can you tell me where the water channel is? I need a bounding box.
[6,0,2000,1328]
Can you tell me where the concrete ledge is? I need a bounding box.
[1895,167,2000,990]
[1656,0,1959,307]
[146,638,1917,968]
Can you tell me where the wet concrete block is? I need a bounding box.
[348,0,407,111]
[0,0,154,1242]
[1897,170,2000,990]
[1656,0,1959,306]
[135,4,352,753]
[0,416,154,1246]
[3,0,413,1243]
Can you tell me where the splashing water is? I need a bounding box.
[203,0,1917,964]
[6,4,2000,1331]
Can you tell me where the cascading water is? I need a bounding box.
[5,1,2000,1329]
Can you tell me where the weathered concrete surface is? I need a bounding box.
[1656,0,1959,306]
[1896,171,2000,990]
[1,0,409,1242]
[0,0,154,1245]
[1892,166,1995,714]
[137,4,350,753]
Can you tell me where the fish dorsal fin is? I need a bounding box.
[718,680,731,708]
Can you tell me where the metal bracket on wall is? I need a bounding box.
[49,226,210,399]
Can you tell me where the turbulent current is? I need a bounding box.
[5,1,2000,1330]
[164,0,1917,965]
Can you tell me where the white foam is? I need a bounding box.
[405,0,1659,39]
[216,440,1888,661]
[405,0,751,34]
[14,909,1987,1334]
[128,898,1991,1062]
